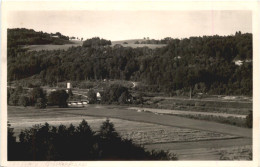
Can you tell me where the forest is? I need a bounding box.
[7,29,252,96]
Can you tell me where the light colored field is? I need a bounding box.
[8,106,236,145]
[146,139,252,160]
[8,105,252,138]
[128,107,247,118]
[23,39,166,51]
[112,43,166,49]
[170,145,252,160]
[23,43,82,51]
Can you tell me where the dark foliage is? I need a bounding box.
[82,37,111,48]
[8,31,252,96]
[8,119,176,160]
[87,89,97,104]
[141,37,173,44]
[8,28,71,48]
[48,90,69,107]
[30,87,47,108]
[101,84,131,104]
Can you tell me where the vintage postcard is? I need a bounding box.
[1,1,259,167]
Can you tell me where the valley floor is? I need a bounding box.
[8,105,252,160]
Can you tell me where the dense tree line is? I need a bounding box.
[101,84,132,104]
[7,28,71,48]
[8,119,176,160]
[137,37,173,44]
[48,90,69,107]
[8,31,252,96]
[82,37,111,47]
[8,86,70,108]
[8,86,47,108]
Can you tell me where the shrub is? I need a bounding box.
[48,90,69,107]
[35,98,46,109]
[101,84,131,104]
[18,96,29,107]
[8,92,19,106]
[30,87,47,106]
[87,89,97,104]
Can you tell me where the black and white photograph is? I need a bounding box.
[1,1,259,167]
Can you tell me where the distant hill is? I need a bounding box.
[7,28,73,48]
[23,39,166,51]
[112,39,167,49]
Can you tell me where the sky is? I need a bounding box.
[7,10,252,41]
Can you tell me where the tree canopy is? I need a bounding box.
[8,30,252,96]
[48,90,69,107]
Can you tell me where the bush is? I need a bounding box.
[48,90,69,107]
[101,84,131,104]
[18,96,29,107]
[30,87,47,106]
[35,98,46,109]
[8,92,19,106]
[87,89,97,104]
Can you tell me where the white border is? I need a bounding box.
[1,1,259,167]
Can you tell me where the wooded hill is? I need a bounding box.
[7,29,252,96]
[7,28,72,47]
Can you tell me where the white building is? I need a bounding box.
[67,82,71,89]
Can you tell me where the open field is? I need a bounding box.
[22,39,166,51]
[8,106,237,145]
[23,41,83,51]
[8,105,252,160]
[128,107,247,118]
[23,43,81,51]
[147,142,252,160]
[143,96,252,115]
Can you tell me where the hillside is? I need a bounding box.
[7,29,252,96]
[7,28,73,48]
[112,39,166,49]
[23,39,166,51]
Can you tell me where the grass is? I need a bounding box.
[8,106,237,145]
[8,103,252,137]
[23,42,83,51]
[142,96,252,115]
[176,114,248,128]
[218,145,252,160]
